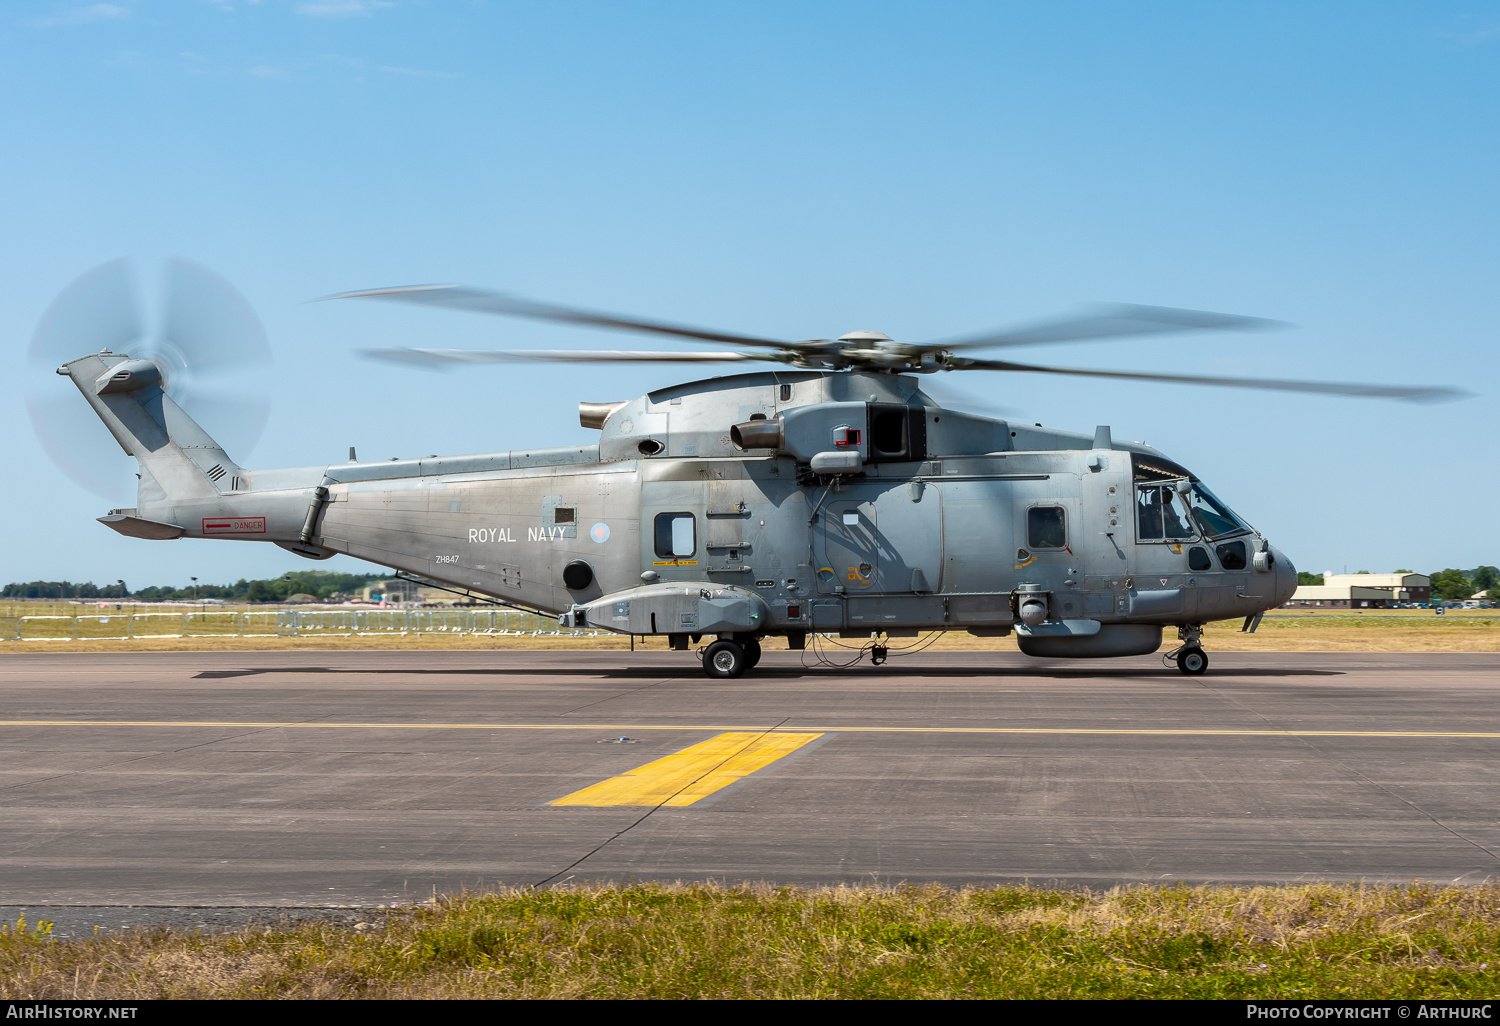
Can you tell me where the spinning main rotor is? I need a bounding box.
[327,284,1463,404]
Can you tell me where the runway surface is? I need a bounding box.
[2,649,1499,909]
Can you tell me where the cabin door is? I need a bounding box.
[814,481,943,595]
[817,497,878,594]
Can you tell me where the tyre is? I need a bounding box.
[743,637,762,670]
[703,640,746,679]
[1176,647,1209,675]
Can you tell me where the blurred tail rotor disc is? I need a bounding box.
[26,258,274,500]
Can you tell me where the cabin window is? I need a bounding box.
[1215,540,1248,570]
[654,513,696,559]
[1027,506,1066,549]
[553,507,575,525]
[1188,546,1212,571]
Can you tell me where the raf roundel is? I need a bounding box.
[590,522,610,543]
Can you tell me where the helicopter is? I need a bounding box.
[31,260,1466,678]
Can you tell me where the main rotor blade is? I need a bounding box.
[326,284,801,351]
[952,358,1470,403]
[359,347,768,368]
[934,303,1285,353]
[914,377,1020,419]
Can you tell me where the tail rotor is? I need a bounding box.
[26,259,274,499]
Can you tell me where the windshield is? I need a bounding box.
[1185,481,1252,540]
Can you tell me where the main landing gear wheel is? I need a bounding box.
[743,637,762,670]
[1176,647,1209,675]
[703,639,747,679]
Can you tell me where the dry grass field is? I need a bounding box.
[0,602,1495,655]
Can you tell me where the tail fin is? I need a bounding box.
[59,352,244,510]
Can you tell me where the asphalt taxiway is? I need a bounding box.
[2,649,1498,909]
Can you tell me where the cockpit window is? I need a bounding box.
[1136,485,1194,542]
[1130,454,1252,543]
[1186,483,1252,540]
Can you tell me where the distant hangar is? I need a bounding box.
[1283,572,1432,609]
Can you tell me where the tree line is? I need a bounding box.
[1,570,385,604]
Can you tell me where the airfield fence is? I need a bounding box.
[0,608,607,642]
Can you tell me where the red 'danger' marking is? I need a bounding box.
[202,517,266,535]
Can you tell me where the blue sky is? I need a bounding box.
[2,1,1495,588]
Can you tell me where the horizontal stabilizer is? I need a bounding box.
[98,511,185,540]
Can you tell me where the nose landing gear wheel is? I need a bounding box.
[1176,647,1209,675]
[703,639,747,679]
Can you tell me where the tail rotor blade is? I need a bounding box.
[28,258,144,368]
[157,258,274,457]
[160,259,273,373]
[27,259,277,496]
[25,393,134,500]
[26,259,145,498]
[174,389,273,457]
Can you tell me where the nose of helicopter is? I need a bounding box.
[1270,545,1298,608]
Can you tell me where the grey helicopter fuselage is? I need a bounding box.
[66,352,1298,669]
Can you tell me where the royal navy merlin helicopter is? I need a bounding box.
[33,260,1465,678]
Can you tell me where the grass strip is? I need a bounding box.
[1,601,1497,653]
[1,620,1498,654]
[4,882,1500,999]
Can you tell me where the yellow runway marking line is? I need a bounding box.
[2,720,1500,740]
[550,731,823,807]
